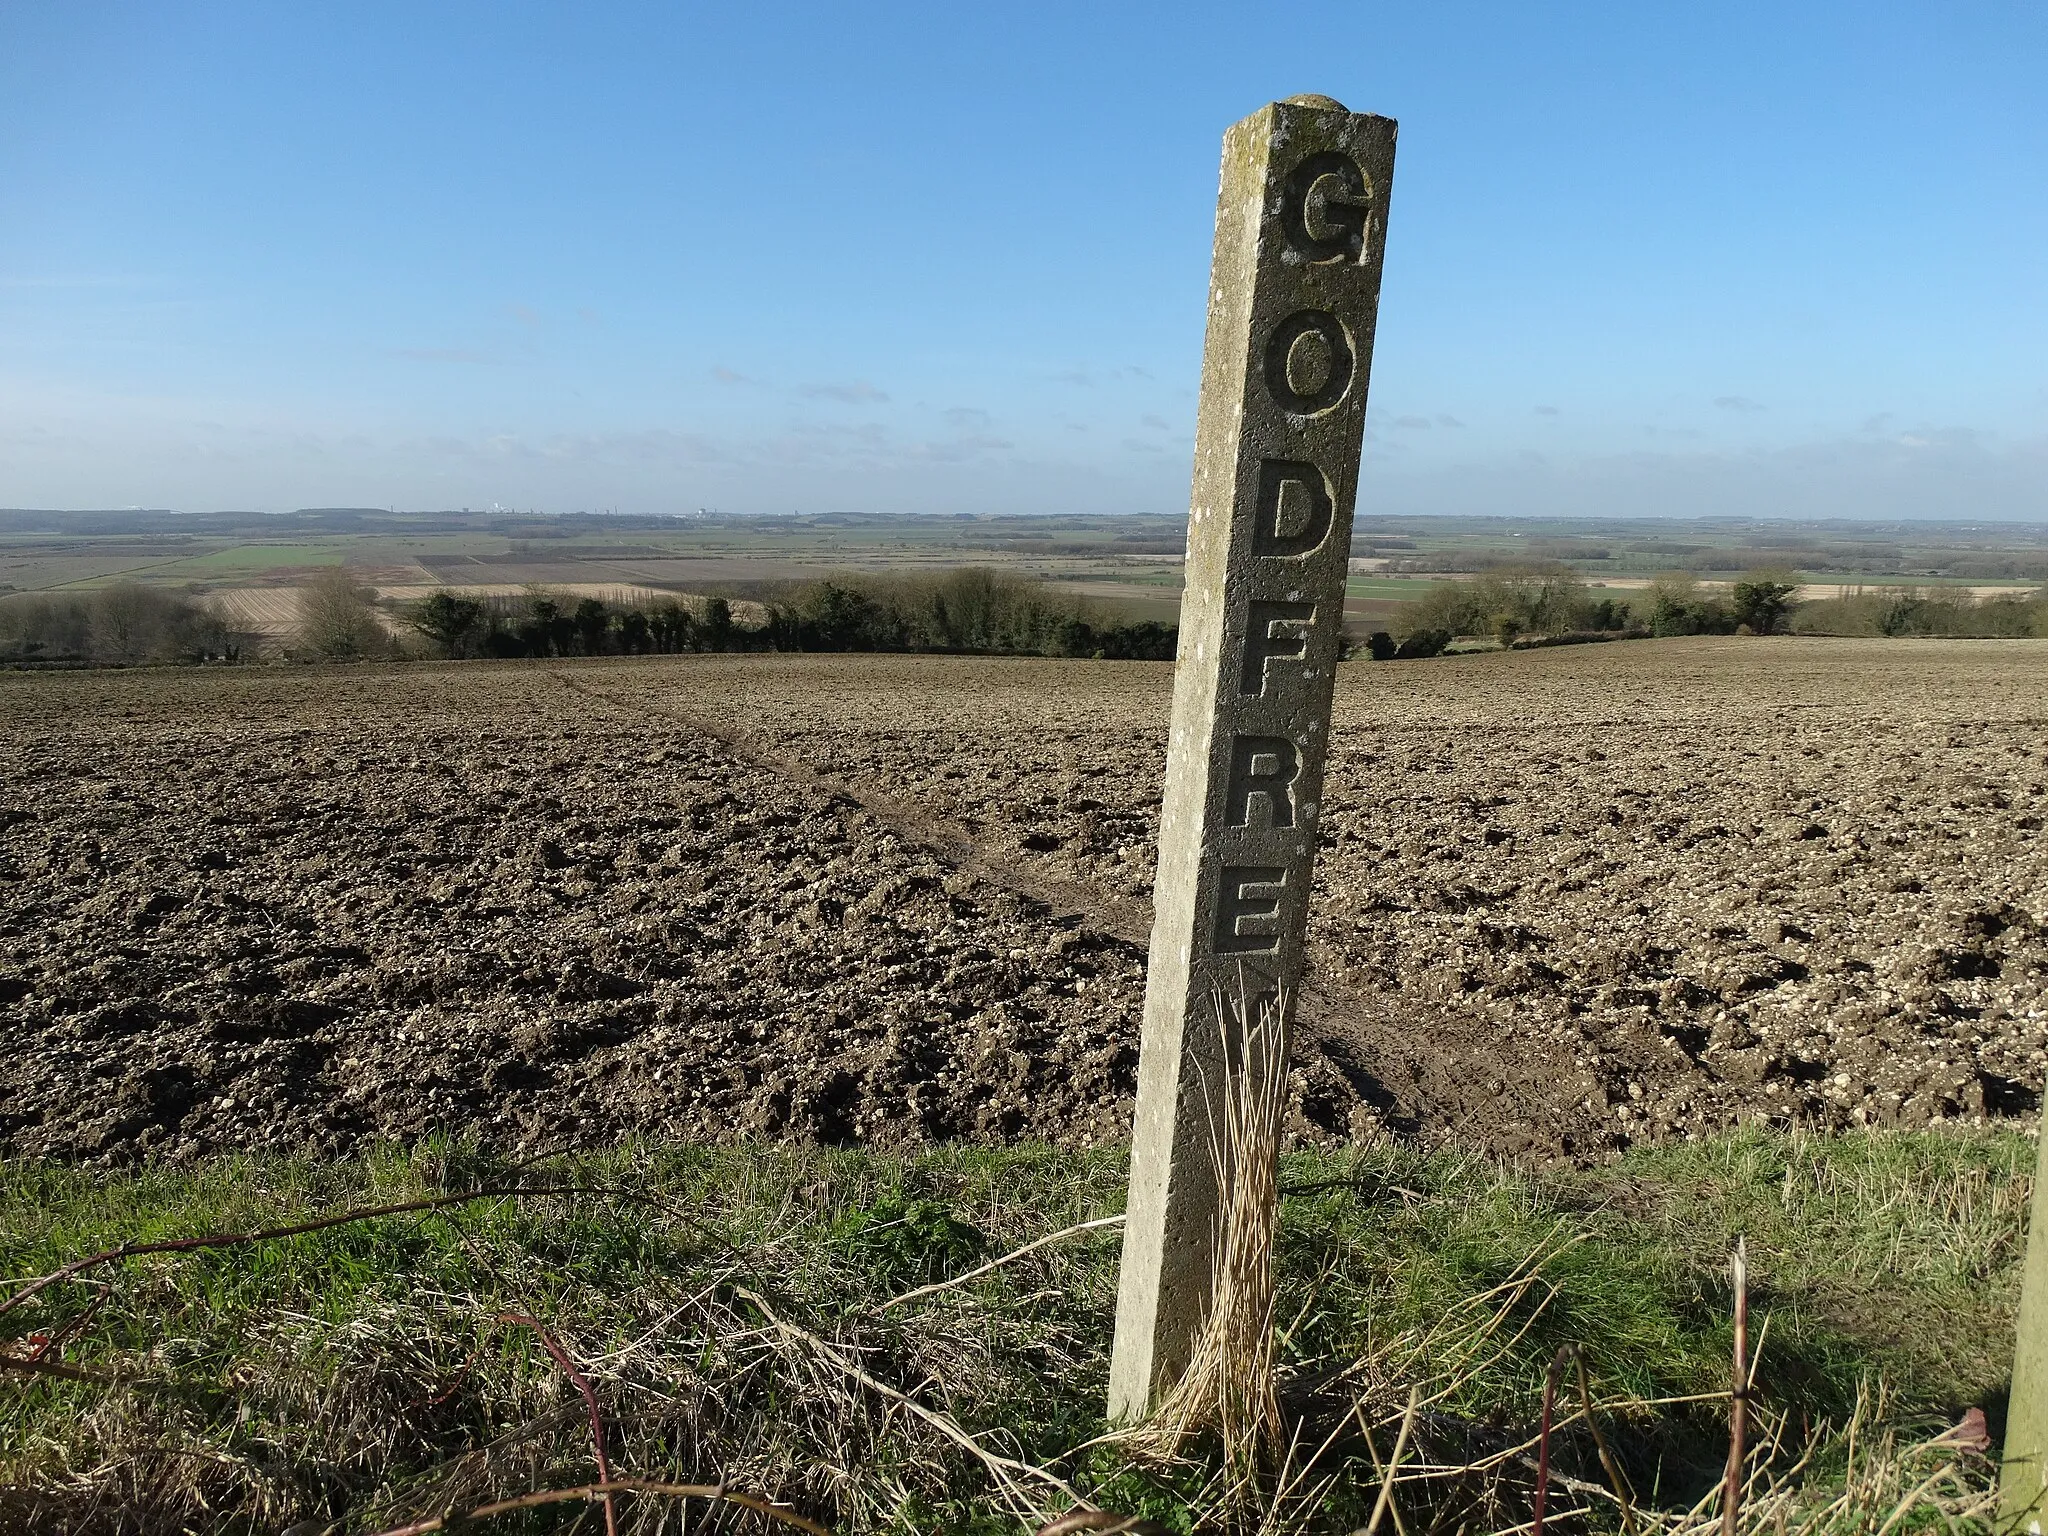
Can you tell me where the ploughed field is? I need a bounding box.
[3,637,2044,1164]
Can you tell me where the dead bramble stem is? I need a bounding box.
[22,1281,111,1364]
[1573,1345,1637,1535]
[497,1313,617,1536]
[0,1350,130,1386]
[1722,1235,1750,1536]
[1533,1346,1571,1536]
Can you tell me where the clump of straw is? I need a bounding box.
[1138,974,1292,1470]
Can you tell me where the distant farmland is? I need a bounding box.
[205,583,687,641]
[7,508,2046,644]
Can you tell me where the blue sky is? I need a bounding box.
[1,1,2043,520]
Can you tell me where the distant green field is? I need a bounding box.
[378,534,516,557]
[1345,575,1444,599]
[148,541,356,577]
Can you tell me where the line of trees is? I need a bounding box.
[405,568,1179,662]
[0,584,239,664]
[762,569,1177,658]
[1384,563,2048,654]
[1641,572,1802,636]
[407,589,724,659]
[1788,586,2047,638]
[1396,564,1649,647]
[17,562,2043,670]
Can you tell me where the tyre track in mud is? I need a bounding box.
[5,670,1173,1160]
[549,671,1465,1145]
[550,671,1158,946]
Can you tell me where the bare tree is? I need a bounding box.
[297,568,386,659]
[91,583,176,661]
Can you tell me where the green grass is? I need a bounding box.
[1344,576,1447,600]
[0,1130,2028,1533]
[148,541,358,577]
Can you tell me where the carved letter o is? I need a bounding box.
[1262,309,1354,416]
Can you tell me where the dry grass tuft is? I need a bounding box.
[1129,977,1290,1489]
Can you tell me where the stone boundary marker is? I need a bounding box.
[1109,94,1397,1419]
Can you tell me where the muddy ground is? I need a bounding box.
[3,637,2044,1164]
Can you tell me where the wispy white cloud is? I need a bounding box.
[903,433,1013,463]
[1051,365,1152,387]
[390,347,496,364]
[390,418,1019,474]
[798,380,890,404]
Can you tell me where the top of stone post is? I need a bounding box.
[1282,94,1349,112]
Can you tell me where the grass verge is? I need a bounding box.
[0,1128,2030,1534]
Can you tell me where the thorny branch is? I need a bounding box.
[498,1312,618,1536]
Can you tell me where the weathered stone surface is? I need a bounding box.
[1108,95,1397,1418]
